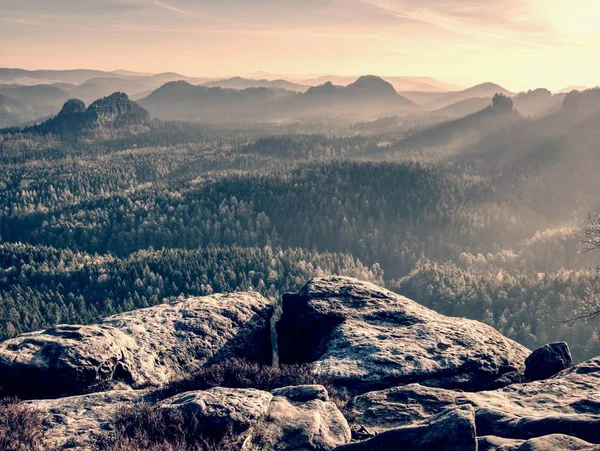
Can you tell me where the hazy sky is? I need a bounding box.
[1,0,599,91]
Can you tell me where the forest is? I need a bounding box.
[1,90,600,361]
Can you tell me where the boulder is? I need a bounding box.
[25,389,150,450]
[478,434,599,451]
[0,292,273,398]
[525,342,572,381]
[334,405,478,451]
[352,356,600,444]
[160,387,273,436]
[277,277,530,392]
[511,435,598,451]
[245,385,351,450]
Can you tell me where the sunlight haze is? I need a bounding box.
[1,0,599,91]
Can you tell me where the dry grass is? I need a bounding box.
[1,359,354,451]
[152,358,318,401]
[0,398,45,451]
[97,359,355,450]
[94,403,245,451]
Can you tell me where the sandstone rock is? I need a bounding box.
[25,389,149,450]
[352,356,600,444]
[525,342,572,381]
[512,434,599,451]
[160,387,273,435]
[478,434,600,451]
[334,405,478,451]
[85,92,150,127]
[245,384,351,451]
[270,385,329,403]
[24,384,350,451]
[278,276,529,392]
[0,292,272,398]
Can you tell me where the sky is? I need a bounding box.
[1,0,599,91]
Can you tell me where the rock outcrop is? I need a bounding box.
[161,387,273,436]
[4,277,600,450]
[27,385,350,451]
[25,389,150,450]
[24,92,150,136]
[277,277,530,392]
[525,342,572,381]
[85,92,150,127]
[351,356,600,446]
[246,385,351,450]
[0,292,272,398]
[335,405,478,451]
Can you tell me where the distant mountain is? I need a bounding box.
[512,88,564,117]
[111,69,155,77]
[0,84,67,105]
[0,68,116,85]
[285,75,416,118]
[562,87,600,118]
[422,83,513,110]
[0,95,30,128]
[140,76,417,122]
[0,84,68,127]
[555,85,587,94]
[68,77,161,104]
[395,94,520,152]
[398,91,451,105]
[203,77,309,93]
[150,72,210,85]
[432,97,492,118]
[23,92,151,136]
[299,75,456,92]
[139,81,283,122]
[384,76,459,92]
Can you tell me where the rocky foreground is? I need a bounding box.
[1,276,597,450]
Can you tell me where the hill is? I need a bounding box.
[299,75,457,92]
[512,88,564,117]
[22,92,150,136]
[203,77,309,93]
[432,96,492,118]
[0,84,68,127]
[140,76,416,122]
[139,81,283,122]
[395,93,520,153]
[422,82,513,110]
[0,68,117,85]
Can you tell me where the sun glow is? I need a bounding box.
[543,1,600,36]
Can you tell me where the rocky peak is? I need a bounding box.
[58,98,86,116]
[85,92,150,126]
[491,93,514,113]
[24,92,150,136]
[346,75,397,96]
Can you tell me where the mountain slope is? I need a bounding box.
[422,82,513,110]
[432,97,492,118]
[139,81,283,122]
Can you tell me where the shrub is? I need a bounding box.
[0,398,45,451]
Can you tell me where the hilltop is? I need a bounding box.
[22,92,151,136]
